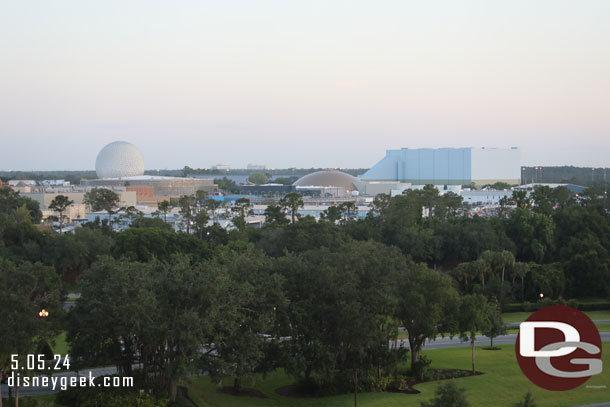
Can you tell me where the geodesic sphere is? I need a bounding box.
[95,141,145,179]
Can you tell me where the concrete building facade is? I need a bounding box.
[360,147,521,187]
[83,176,217,198]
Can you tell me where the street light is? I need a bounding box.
[539,293,544,299]
[38,309,49,317]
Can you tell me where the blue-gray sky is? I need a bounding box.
[1,0,609,171]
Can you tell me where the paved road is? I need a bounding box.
[391,331,610,350]
[506,319,610,327]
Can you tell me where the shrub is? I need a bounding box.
[515,391,537,407]
[420,381,470,407]
[412,355,432,381]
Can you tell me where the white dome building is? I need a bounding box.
[95,141,145,179]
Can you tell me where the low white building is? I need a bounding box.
[461,190,511,206]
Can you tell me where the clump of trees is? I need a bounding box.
[0,182,609,405]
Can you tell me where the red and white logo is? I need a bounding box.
[516,305,602,391]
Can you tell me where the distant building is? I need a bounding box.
[293,170,359,192]
[83,176,217,198]
[514,183,586,194]
[361,147,521,187]
[247,163,267,170]
[461,190,512,206]
[212,164,231,171]
[96,141,145,179]
[239,184,294,197]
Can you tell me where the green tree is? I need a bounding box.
[214,177,240,193]
[513,262,530,301]
[498,195,512,217]
[204,198,223,224]
[491,181,511,190]
[337,201,358,223]
[443,191,463,217]
[471,259,491,291]
[157,200,172,223]
[512,190,531,209]
[280,193,304,223]
[505,208,555,262]
[515,391,537,407]
[263,204,289,226]
[83,188,120,229]
[205,247,286,391]
[247,172,269,184]
[275,241,405,405]
[531,185,554,215]
[320,205,342,223]
[68,255,228,402]
[369,193,391,220]
[177,195,195,234]
[150,256,229,401]
[398,265,459,369]
[420,381,471,407]
[0,188,42,223]
[271,177,294,185]
[230,198,253,232]
[458,294,491,373]
[48,194,74,233]
[0,259,63,407]
[482,297,507,349]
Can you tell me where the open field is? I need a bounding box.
[184,344,610,407]
[502,310,610,323]
[52,332,69,355]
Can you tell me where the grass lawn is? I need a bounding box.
[596,322,610,332]
[184,345,610,407]
[52,331,70,355]
[502,309,610,324]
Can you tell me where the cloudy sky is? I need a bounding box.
[1,0,609,170]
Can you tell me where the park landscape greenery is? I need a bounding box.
[0,183,609,406]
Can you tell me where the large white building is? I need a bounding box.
[360,147,521,187]
[96,141,145,179]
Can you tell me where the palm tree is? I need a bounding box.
[472,259,491,291]
[513,262,530,301]
[48,195,74,233]
[499,250,515,284]
[280,193,304,223]
[158,200,172,223]
[205,198,223,224]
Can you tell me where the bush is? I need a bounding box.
[298,370,403,396]
[411,355,432,381]
[420,381,470,407]
[515,391,537,407]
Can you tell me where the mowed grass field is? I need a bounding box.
[501,310,610,324]
[184,344,610,407]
